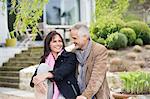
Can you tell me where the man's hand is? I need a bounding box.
[76,95,87,99]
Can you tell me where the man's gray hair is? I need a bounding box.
[71,22,90,38]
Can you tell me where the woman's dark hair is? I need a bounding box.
[40,31,65,63]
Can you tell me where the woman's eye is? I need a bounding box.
[59,40,62,42]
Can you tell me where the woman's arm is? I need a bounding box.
[30,68,38,87]
[32,72,53,85]
[49,53,77,81]
[32,53,77,84]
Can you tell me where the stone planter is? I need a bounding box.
[112,92,133,99]
[112,92,150,99]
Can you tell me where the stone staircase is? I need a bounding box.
[0,47,43,88]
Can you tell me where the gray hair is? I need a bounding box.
[71,22,90,38]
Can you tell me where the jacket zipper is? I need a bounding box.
[67,81,78,96]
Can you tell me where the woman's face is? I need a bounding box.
[50,34,63,54]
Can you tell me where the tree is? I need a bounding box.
[128,0,150,22]
[0,0,48,38]
[95,0,129,20]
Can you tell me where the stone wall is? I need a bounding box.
[19,65,38,92]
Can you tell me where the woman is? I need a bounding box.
[30,31,80,99]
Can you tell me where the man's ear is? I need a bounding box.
[83,35,88,41]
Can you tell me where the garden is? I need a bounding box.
[0,0,150,98]
[91,0,150,98]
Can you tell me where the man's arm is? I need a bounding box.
[82,46,108,98]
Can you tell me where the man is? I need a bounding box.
[69,23,110,99]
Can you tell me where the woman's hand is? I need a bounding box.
[33,72,53,85]
[35,82,47,94]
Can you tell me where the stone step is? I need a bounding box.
[21,48,44,52]
[0,71,19,77]
[28,48,43,52]
[0,76,19,83]
[9,57,40,62]
[0,82,19,88]
[28,47,43,50]
[21,51,43,54]
[0,47,43,89]
[0,87,35,99]
[4,60,38,64]
[28,46,43,49]
[9,57,41,62]
[15,53,42,57]
[0,66,25,71]
[3,62,38,67]
[19,53,42,57]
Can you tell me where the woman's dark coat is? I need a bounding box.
[30,50,80,99]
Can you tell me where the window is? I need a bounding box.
[45,0,80,25]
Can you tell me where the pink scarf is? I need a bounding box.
[45,52,59,99]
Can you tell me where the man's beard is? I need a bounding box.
[76,48,82,50]
[74,45,82,50]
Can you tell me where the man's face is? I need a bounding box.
[70,29,87,50]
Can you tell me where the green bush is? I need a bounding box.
[91,32,106,45]
[90,18,125,39]
[97,37,106,45]
[126,21,150,44]
[91,32,98,42]
[120,72,150,94]
[120,28,136,46]
[135,38,143,46]
[123,13,142,22]
[106,32,128,49]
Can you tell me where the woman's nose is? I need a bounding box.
[56,41,62,45]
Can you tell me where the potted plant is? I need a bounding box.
[112,72,150,99]
[5,31,17,47]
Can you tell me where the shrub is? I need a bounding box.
[91,32,98,42]
[97,37,106,45]
[126,21,150,44]
[120,28,136,46]
[135,38,143,46]
[106,32,128,49]
[123,13,142,22]
[90,18,125,39]
[120,72,150,94]
[91,32,106,45]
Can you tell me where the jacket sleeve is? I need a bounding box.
[82,46,108,98]
[49,53,78,81]
[30,67,38,87]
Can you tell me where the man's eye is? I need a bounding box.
[73,38,76,40]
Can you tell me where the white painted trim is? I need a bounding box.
[0,1,9,44]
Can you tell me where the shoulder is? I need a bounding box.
[65,44,76,52]
[92,41,107,53]
[61,50,76,58]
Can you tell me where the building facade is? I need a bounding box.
[0,0,95,44]
[43,0,95,25]
[0,1,9,44]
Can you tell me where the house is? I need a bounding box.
[0,1,9,45]
[0,0,95,45]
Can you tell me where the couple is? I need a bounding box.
[30,23,110,99]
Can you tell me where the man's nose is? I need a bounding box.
[72,41,76,44]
